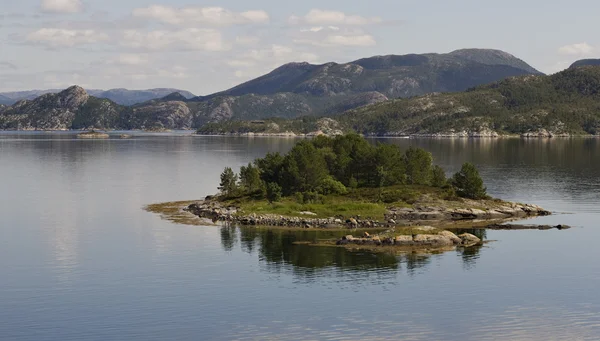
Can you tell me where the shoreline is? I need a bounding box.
[145,198,569,254]
[2,129,600,139]
[183,197,552,229]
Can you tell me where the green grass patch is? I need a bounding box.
[224,196,387,220]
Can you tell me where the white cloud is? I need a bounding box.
[235,36,260,45]
[121,29,228,51]
[26,28,109,47]
[228,45,319,80]
[132,5,269,26]
[293,26,376,47]
[324,34,376,46]
[290,9,382,26]
[116,54,149,66]
[41,0,83,14]
[558,42,594,56]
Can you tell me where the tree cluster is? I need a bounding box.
[218,134,487,202]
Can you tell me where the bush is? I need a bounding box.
[266,182,282,203]
[431,165,447,188]
[452,163,487,199]
[317,176,348,195]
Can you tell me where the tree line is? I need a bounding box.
[219,134,487,202]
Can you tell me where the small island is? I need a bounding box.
[148,134,563,252]
[77,130,109,139]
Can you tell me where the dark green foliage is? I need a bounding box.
[431,165,447,188]
[216,135,470,204]
[317,176,348,195]
[266,182,282,203]
[452,163,487,199]
[218,167,238,196]
[239,163,261,193]
[403,147,433,185]
[281,141,329,194]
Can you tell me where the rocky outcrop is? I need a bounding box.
[335,230,480,248]
[185,197,552,229]
[133,101,192,130]
[385,202,550,222]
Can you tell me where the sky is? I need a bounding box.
[1,0,599,95]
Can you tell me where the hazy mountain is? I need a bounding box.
[199,66,600,136]
[0,88,195,106]
[0,94,12,106]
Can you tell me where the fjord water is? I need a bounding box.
[1,132,599,341]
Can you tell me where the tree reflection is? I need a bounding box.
[220,226,486,278]
[220,225,238,251]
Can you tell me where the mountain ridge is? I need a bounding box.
[0,88,196,106]
[198,66,600,137]
[1,48,549,131]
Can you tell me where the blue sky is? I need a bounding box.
[1,0,599,94]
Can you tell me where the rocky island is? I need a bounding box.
[147,134,564,253]
[77,130,109,139]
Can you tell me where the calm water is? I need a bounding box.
[1,132,600,340]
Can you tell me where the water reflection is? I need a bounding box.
[220,226,487,279]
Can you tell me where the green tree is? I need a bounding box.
[317,176,348,195]
[255,152,284,185]
[239,163,261,194]
[218,167,238,196]
[403,147,433,185]
[266,182,282,203]
[431,165,447,188]
[281,141,328,194]
[452,163,487,199]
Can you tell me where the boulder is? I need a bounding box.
[413,234,455,246]
[438,231,462,245]
[394,235,414,246]
[459,233,481,245]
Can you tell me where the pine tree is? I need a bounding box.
[218,167,238,196]
[452,163,487,199]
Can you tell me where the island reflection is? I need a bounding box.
[220,226,486,279]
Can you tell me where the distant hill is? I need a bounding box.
[199,66,600,137]
[570,59,600,68]
[0,88,195,106]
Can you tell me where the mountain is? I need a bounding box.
[0,88,195,106]
[87,88,195,105]
[0,86,198,130]
[199,66,600,137]
[186,49,541,125]
[570,59,600,68]
[0,48,545,131]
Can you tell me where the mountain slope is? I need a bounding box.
[187,49,541,124]
[199,66,600,136]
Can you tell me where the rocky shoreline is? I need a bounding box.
[185,198,551,229]
[335,230,482,248]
